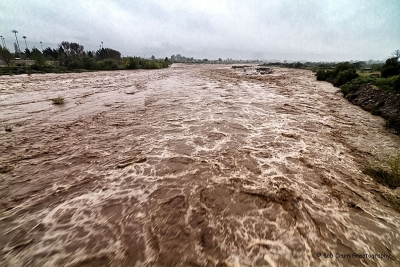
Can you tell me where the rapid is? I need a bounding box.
[0,64,399,266]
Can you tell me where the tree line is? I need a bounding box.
[316,51,400,92]
[316,50,400,134]
[0,41,170,75]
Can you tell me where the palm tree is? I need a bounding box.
[11,30,20,53]
[23,36,28,50]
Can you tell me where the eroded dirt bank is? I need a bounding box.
[1,65,400,267]
[347,84,400,133]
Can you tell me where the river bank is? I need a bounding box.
[345,84,400,134]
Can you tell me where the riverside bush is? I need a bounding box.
[386,115,400,134]
[316,62,358,86]
[340,75,400,96]
[1,40,171,76]
[125,57,140,69]
[333,68,358,87]
[98,59,120,70]
[340,76,377,96]
[333,62,356,76]
[316,69,334,81]
[363,152,400,189]
[394,75,400,93]
[381,57,400,78]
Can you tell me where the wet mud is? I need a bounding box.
[1,65,400,266]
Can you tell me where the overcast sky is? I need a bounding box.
[1,0,399,61]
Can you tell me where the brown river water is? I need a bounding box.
[0,64,399,267]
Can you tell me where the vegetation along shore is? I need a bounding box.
[315,51,400,135]
[0,41,171,75]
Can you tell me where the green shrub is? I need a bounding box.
[125,57,140,69]
[333,62,356,76]
[316,62,359,86]
[98,59,119,70]
[43,65,55,73]
[143,60,162,69]
[82,56,98,70]
[31,64,44,71]
[386,115,400,133]
[294,62,303,69]
[363,152,400,189]
[161,59,170,68]
[374,75,399,92]
[345,93,357,100]
[316,69,334,81]
[32,49,46,66]
[383,193,400,211]
[0,47,13,66]
[340,76,377,96]
[393,75,400,93]
[371,105,382,116]
[333,68,358,87]
[371,63,383,72]
[69,58,84,70]
[339,75,400,95]
[381,57,400,78]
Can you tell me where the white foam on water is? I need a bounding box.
[1,65,399,266]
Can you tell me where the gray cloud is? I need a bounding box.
[1,0,399,61]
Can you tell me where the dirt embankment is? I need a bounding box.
[347,85,400,132]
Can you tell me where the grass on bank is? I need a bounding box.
[340,75,400,96]
[356,70,381,77]
[383,193,400,211]
[363,153,400,189]
[363,153,400,210]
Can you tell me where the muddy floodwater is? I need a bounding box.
[1,64,400,267]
